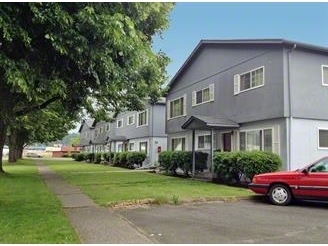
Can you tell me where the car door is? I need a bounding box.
[294,159,328,199]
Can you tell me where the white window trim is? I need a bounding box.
[238,127,274,152]
[321,65,328,86]
[167,94,187,120]
[171,136,187,151]
[192,84,215,107]
[137,109,148,127]
[117,119,123,128]
[234,66,265,95]
[318,128,328,149]
[196,134,212,150]
[127,114,135,126]
[139,140,149,154]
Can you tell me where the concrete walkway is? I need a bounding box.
[35,161,155,244]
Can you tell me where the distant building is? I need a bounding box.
[79,98,167,166]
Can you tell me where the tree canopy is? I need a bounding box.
[0,2,174,172]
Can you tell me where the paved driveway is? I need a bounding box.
[118,197,328,243]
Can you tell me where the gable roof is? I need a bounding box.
[181,115,239,130]
[78,118,95,133]
[168,39,328,91]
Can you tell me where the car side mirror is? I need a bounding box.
[302,169,309,175]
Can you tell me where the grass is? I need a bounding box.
[43,159,253,207]
[0,159,80,244]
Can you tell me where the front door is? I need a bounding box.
[222,133,232,152]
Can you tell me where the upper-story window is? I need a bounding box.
[168,94,186,119]
[99,126,103,134]
[95,129,99,138]
[137,110,148,127]
[117,119,123,128]
[234,66,264,95]
[106,124,110,132]
[192,84,214,106]
[127,114,135,125]
[322,65,328,86]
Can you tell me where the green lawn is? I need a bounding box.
[0,159,80,244]
[44,159,253,206]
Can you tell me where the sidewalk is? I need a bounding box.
[35,161,155,244]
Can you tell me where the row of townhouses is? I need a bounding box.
[79,39,328,170]
[79,98,167,166]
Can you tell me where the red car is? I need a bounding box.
[249,157,328,206]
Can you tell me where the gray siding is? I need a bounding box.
[167,44,285,133]
[289,49,328,119]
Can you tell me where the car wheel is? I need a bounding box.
[268,184,292,206]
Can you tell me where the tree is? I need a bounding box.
[0,2,174,173]
[7,102,78,162]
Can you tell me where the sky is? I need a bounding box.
[152,2,328,82]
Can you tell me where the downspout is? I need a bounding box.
[287,43,296,170]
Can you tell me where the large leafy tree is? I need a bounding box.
[0,2,174,173]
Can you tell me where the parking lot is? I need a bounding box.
[118,197,328,244]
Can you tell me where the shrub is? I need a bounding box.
[126,152,147,168]
[73,153,85,162]
[213,151,282,184]
[158,151,175,174]
[103,152,114,163]
[94,153,102,164]
[85,153,95,163]
[159,151,208,176]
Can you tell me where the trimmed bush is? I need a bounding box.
[94,153,102,164]
[213,151,282,184]
[103,152,114,163]
[159,151,208,176]
[73,153,85,162]
[126,152,147,168]
[85,153,95,163]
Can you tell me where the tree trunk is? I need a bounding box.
[8,128,18,163]
[0,119,7,173]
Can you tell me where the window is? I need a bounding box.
[322,65,328,86]
[106,124,110,132]
[168,95,186,119]
[129,142,135,151]
[171,137,186,151]
[239,129,272,152]
[117,143,123,152]
[95,129,99,138]
[127,115,135,125]
[197,135,211,149]
[192,84,214,106]
[137,110,148,127]
[139,141,148,154]
[234,67,264,94]
[99,126,103,134]
[319,129,328,148]
[117,119,123,128]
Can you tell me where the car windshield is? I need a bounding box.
[308,157,328,173]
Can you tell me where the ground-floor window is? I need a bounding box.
[139,141,148,154]
[239,128,272,152]
[171,137,186,151]
[319,129,328,148]
[117,143,123,152]
[129,142,135,151]
[197,134,211,149]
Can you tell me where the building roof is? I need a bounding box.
[168,39,328,91]
[78,118,95,133]
[181,115,239,130]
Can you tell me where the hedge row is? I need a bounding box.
[213,151,282,184]
[158,151,208,176]
[72,152,146,169]
[112,152,146,169]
